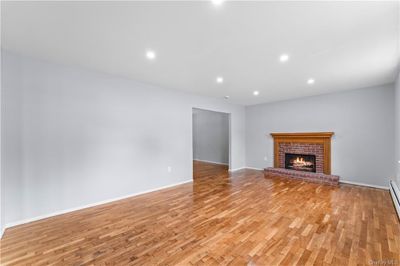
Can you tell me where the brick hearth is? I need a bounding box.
[264,167,339,186]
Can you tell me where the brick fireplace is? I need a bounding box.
[264,132,339,185]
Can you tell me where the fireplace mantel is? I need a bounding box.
[270,132,334,138]
[270,132,334,174]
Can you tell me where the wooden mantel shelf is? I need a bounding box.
[270,132,334,138]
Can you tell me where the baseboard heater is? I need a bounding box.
[389,180,400,220]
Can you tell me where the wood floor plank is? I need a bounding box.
[0,161,399,265]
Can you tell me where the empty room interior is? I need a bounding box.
[193,108,230,176]
[1,1,400,265]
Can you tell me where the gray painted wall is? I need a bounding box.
[193,108,229,165]
[396,72,400,185]
[1,53,23,231]
[0,40,3,236]
[246,85,395,187]
[1,52,246,225]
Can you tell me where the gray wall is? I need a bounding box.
[0,41,3,236]
[1,53,23,231]
[246,85,395,187]
[193,108,229,165]
[396,72,400,185]
[1,51,246,225]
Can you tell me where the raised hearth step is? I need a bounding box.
[264,167,339,186]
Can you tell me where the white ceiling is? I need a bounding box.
[2,1,399,105]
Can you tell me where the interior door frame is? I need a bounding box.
[191,107,232,176]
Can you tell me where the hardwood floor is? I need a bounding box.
[1,161,399,265]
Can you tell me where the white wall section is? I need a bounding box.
[245,85,395,187]
[193,108,229,165]
[395,71,400,185]
[1,51,246,226]
[0,12,3,236]
[1,52,23,231]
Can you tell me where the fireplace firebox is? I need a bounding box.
[285,153,316,173]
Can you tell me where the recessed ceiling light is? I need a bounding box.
[307,79,315,85]
[253,91,259,96]
[224,96,230,99]
[398,160,400,164]
[280,54,289,62]
[146,50,156,60]
[211,0,224,6]
[216,77,224,84]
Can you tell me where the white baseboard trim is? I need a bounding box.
[245,166,264,171]
[340,180,389,190]
[229,166,264,172]
[229,167,246,172]
[1,226,5,239]
[389,180,400,220]
[193,159,229,166]
[4,179,193,230]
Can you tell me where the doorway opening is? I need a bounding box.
[192,108,230,179]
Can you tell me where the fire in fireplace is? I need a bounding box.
[285,153,316,173]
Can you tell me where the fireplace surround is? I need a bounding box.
[271,132,333,174]
[264,132,339,185]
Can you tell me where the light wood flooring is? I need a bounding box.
[1,161,399,265]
